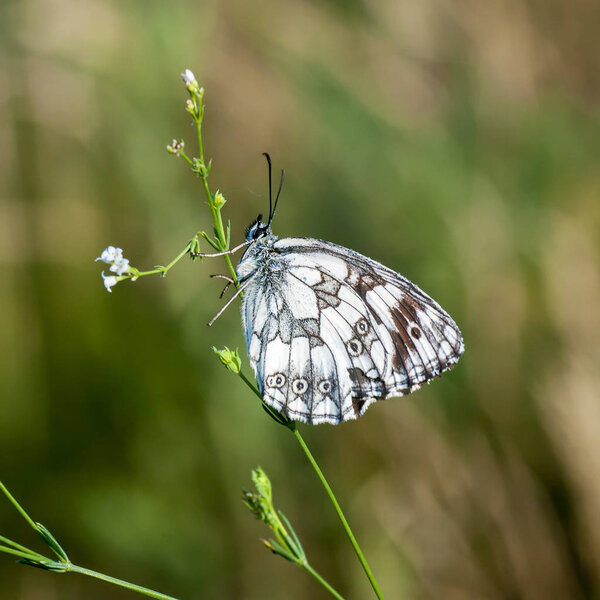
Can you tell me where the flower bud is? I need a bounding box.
[213,190,226,210]
[180,68,200,94]
[212,346,241,373]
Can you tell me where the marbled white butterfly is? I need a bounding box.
[232,157,464,425]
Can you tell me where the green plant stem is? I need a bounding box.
[1,481,182,600]
[134,240,196,277]
[237,374,385,600]
[0,548,181,600]
[293,430,384,600]
[67,564,180,600]
[194,104,239,287]
[303,562,345,600]
[238,370,259,394]
[0,544,46,562]
[0,534,44,557]
[0,481,37,531]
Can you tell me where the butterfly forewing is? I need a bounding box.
[238,237,464,425]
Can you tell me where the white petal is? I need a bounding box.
[102,272,118,292]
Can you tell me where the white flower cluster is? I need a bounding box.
[96,246,131,292]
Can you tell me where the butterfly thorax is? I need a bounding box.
[236,233,279,283]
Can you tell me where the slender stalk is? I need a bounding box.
[0,534,44,557]
[293,430,384,599]
[1,480,183,600]
[0,545,45,562]
[236,374,385,599]
[0,548,181,600]
[238,370,259,394]
[0,481,37,531]
[133,240,196,277]
[193,99,238,287]
[303,562,345,600]
[67,564,180,600]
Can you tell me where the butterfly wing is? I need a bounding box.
[240,237,464,425]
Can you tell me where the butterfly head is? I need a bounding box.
[245,214,271,241]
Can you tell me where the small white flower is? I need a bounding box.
[102,272,118,293]
[96,246,123,264]
[181,69,196,86]
[110,257,130,276]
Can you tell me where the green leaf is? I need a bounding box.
[18,557,69,573]
[279,511,305,561]
[199,231,220,251]
[36,523,69,562]
[262,538,296,563]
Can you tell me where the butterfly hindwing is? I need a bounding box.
[239,237,464,425]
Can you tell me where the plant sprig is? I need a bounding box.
[0,481,180,600]
[243,467,346,600]
[96,69,238,294]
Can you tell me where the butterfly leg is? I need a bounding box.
[190,240,251,258]
[207,278,252,327]
[210,274,234,298]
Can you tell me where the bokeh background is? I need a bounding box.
[1,0,599,598]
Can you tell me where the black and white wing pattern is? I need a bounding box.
[238,237,464,425]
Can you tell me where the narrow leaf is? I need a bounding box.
[36,523,69,562]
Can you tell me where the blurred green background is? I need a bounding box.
[1,0,599,598]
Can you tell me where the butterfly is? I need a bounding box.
[228,157,464,425]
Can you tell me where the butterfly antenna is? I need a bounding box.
[268,168,285,228]
[262,152,273,223]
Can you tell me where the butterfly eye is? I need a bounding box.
[318,380,331,394]
[291,378,308,395]
[346,339,363,357]
[355,319,369,336]
[245,214,268,241]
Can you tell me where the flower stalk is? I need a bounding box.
[176,70,238,287]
